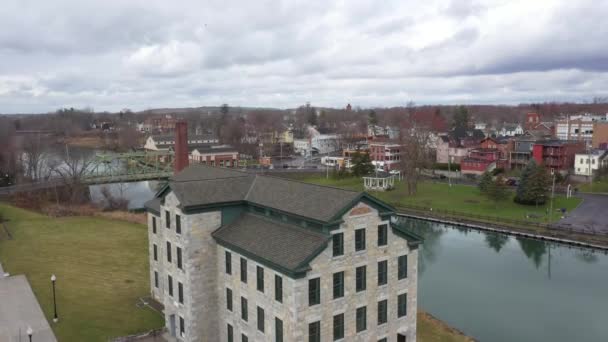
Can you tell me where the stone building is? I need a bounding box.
[145,164,422,342]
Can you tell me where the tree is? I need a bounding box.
[485,175,510,206]
[351,151,374,177]
[514,160,549,205]
[368,110,378,125]
[452,105,469,130]
[52,145,94,204]
[399,127,434,195]
[478,171,493,193]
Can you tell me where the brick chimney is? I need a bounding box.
[174,120,189,174]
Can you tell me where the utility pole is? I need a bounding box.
[447,150,452,187]
[549,170,556,222]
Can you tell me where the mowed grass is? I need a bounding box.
[418,311,474,342]
[296,176,581,223]
[579,179,608,193]
[0,204,163,342]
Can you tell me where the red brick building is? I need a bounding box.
[369,140,402,171]
[532,140,585,173]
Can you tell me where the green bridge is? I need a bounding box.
[85,150,174,184]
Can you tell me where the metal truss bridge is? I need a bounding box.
[85,150,174,184]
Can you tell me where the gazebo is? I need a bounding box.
[363,171,397,191]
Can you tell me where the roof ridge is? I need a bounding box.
[257,173,362,194]
[171,174,251,183]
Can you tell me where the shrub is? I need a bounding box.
[432,163,461,171]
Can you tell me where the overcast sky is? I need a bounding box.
[1,0,607,113]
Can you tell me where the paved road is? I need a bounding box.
[553,193,608,235]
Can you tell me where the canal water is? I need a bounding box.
[89,180,162,210]
[404,217,608,342]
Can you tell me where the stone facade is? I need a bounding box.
[148,193,418,342]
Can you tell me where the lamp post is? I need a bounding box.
[549,169,556,222]
[26,326,33,342]
[51,274,58,322]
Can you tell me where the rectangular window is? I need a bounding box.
[398,293,407,317]
[355,228,366,251]
[178,282,184,304]
[241,297,248,321]
[152,217,157,234]
[333,272,344,299]
[275,275,283,303]
[257,266,264,292]
[308,321,320,342]
[275,317,283,342]
[166,241,172,263]
[177,247,183,270]
[356,266,366,292]
[180,316,185,336]
[154,271,158,288]
[378,260,388,286]
[168,275,173,297]
[153,244,158,261]
[165,210,170,229]
[308,278,320,306]
[333,313,344,340]
[356,306,367,332]
[242,334,248,342]
[241,258,247,283]
[257,306,265,333]
[378,224,388,246]
[175,214,181,234]
[332,233,344,256]
[226,288,232,311]
[227,324,233,342]
[378,299,387,325]
[225,251,232,274]
[398,255,408,280]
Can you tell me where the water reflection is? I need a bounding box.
[484,232,509,252]
[405,216,608,342]
[89,180,163,210]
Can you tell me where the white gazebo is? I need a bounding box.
[363,172,396,191]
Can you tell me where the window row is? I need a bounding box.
[312,296,407,342]
[153,271,185,305]
[225,251,283,303]
[225,308,284,341]
[154,210,181,234]
[310,256,408,306]
[332,224,389,257]
[153,242,184,271]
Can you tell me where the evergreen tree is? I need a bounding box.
[452,105,469,130]
[368,110,378,125]
[351,151,374,177]
[478,171,493,193]
[486,175,510,206]
[514,160,549,205]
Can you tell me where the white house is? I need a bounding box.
[499,123,524,137]
[574,150,608,176]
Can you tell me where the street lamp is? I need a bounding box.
[26,326,33,342]
[51,274,58,322]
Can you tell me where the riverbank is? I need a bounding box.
[418,311,476,342]
[287,175,608,248]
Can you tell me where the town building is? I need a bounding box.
[144,164,422,342]
[555,113,608,146]
[369,140,402,171]
[574,150,608,176]
[592,122,608,149]
[460,149,502,175]
[140,115,179,134]
[144,134,219,151]
[435,136,472,164]
[498,123,524,137]
[189,145,239,168]
[531,140,585,173]
[508,131,552,170]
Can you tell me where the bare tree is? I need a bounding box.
[399,127,434,195]
[20,134,50,181]
[52,145,94,204]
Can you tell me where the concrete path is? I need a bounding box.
[553,194,608,235]
[0,268,57,342]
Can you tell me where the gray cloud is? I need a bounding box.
[1,0,607,113]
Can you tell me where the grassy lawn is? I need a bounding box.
[579,179,608,193]
[296,175,581,223]
[418,311,474,342]
[0,204,163,342]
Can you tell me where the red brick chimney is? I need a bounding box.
[174,120,189,174]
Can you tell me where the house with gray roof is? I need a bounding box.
[144,164,422,342]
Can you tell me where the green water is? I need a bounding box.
[407,218,608,342]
